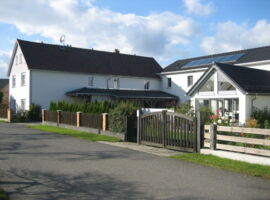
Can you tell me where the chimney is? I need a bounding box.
[114,49,120,54]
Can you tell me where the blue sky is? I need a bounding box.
[0,0,270,78]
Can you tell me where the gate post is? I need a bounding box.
[210,123,217,150]
[137,109,141,144]
[161,110,167,147]
[196,111,201,153]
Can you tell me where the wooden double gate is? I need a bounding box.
[138,111,198,152]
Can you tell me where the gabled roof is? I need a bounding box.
[164,45,270,73]
[66,87,178,100]
[0,79,8,90]
[8,39,162,78]
[187,63,270,96]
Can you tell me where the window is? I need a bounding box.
[21,99,26,111]
[12,75,16,88]
[88,76,94,87]
[187,76,193,87]
[218,73,236,91]
[21,72,26,86]
[114,78,119,89]
[19,54,22,64]
[15,55,18,65]
[144,81,150,90]
[167,78,172,88]
[199,74,214,92]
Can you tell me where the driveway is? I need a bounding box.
[0,123,269,200]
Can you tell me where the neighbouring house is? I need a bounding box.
[8,39,177,112]
[0,79,9,106]
[160,46,270,124]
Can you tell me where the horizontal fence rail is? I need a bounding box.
[204,125,270,157]
[44,110,57,123]
[80,113,102,129]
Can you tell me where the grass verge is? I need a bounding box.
[170,153,270,179]
[29,125,121,142]
[0,188,9,200]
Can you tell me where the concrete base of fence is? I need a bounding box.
[42,121,125,141]
[0,117,8,122]
[201,148,270,166]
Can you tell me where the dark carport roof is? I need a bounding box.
[13,39,162,78]
[66,87,178,100]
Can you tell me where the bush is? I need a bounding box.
[14,110,29,122]
[175,102,193,115]
[109,101,140,133]
[251,107,270,128]
[246,118,260,128]
[28,104,41,121]
[0,92,3,105]
[199,106,213,125]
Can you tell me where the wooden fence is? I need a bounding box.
[80,113,102,129]
[204,124,270,157]
[0,108,7,118]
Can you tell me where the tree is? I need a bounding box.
[0,92,3,105]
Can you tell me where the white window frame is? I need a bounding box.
[114,78,119,89]
[187,75,193,87]
[21,72,26,86]
[19,53,22,64]
[88,76,94,87]
[15,55,18,65]
[12,75,16,88]
[144,81,150,90]
[21,99,26,111]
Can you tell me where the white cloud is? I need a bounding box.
[183,0,214,16]
[0,50,12,78]
[0,0,199,67]
[201,20,270,54]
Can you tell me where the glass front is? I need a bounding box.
[218,73,236,91]
[199,74,214,92]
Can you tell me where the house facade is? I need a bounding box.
[8,39,177,111]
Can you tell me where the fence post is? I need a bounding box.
[76,112,81,127]
[42,109,45,124]
[196,111,201,153]
[161,110,167,147]
[137,109,141,144]
[102,113,108,131]
[7,108,12,123]
[57,110,62,126]
[210,123,217,150]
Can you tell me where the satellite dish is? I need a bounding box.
[60,35,65,44]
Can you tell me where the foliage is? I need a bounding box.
[251,107,270,128]
[29,125,121,142]
[245,118,260,128]
[108,101,140,133]
[264,120,270,129]
[49,100,115,114]
[198,106,213,125]
[14,110,29,122]
[0,92,3,105]
[28,104,41,121]
[171,153,270,179]
[0,188,9,200]
[175,102,193,115]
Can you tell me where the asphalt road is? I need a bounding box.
[0,123,269,200]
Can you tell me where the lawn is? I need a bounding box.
[171,153,270,179]
[0,188,9,200]
[29,125,121,142]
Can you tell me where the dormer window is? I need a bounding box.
[144,81,150,90]
[114,78,119,89]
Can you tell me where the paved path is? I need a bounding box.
[0,123,269,200]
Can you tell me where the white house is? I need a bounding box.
[160,46,270,124]
[8,39,177,111]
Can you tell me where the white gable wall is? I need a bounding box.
[31,69,160,109]
[9,45,30,111]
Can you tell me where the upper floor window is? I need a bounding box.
[88,76,94,87]
[15,55,18,65]
[144,81,150,90]
[167,78,172,88]
[114,78,119,89]
[218,73,236,91]
[19,54,22,64]
[12,75,16,88]
[21,72,26,86]
[187,75,193,87]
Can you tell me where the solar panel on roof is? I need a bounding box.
[182,53,245,69]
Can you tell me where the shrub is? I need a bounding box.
[15,110,29,122]
[175,102,193,115]
[0,92,3,105]
[264,120,270,129]
[246,118,260,128]
[199,106,213,125]
[251,107,270,128]
[109,101,140,133]
[28,104,41,121]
